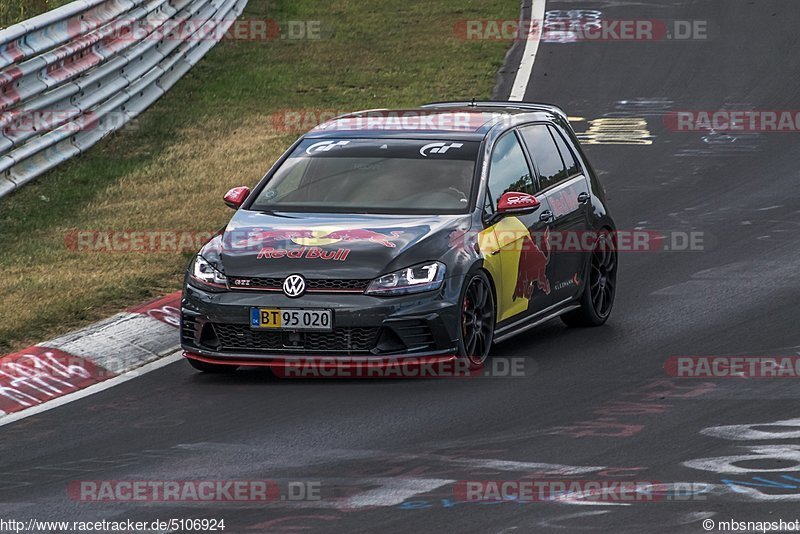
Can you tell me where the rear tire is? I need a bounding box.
[187,357,238,373]
[561,232,617,327]
[458,271,496,368]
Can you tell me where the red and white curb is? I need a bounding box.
[0,292,183,425]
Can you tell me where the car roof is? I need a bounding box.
[304,101,569,140]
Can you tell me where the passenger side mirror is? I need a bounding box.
[223,186,250,209]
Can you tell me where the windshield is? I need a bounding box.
[249,138,479,214]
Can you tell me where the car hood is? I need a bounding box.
[217,210,471,279]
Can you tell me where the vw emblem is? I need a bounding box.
[283,274,306,298]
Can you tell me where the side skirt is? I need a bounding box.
[493,298,581,343]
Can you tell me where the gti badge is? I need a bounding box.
[283,274,306,298]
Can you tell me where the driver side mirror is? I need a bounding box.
[223,186,250,209]
[497,191,540,216]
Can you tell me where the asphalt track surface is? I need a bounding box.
[4,1,800,532]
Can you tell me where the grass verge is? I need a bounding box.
[0,0,516,352]
[1,0,72,29]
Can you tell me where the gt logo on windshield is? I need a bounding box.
[419,142,464,157]
[306,140,350,154]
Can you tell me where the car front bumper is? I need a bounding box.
[180,277,462,364]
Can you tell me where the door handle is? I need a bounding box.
[539,210,554,222]
[577,192,590,204]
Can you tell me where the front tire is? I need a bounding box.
[186,357,238,373]
[458,271,496,368]
[561,232,617,327]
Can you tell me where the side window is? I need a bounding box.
[549,125,580,177]
[519,124,567,191]
[486,132,534,211]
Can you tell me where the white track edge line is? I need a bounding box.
[0,351,183,428]
[509,0,547,101]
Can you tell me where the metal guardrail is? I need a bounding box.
[0,0,247,197]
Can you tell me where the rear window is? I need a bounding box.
[249,139,479,215]
[549,125,581,177]
[519,124,568,190]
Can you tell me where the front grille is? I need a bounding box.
[210,323,380,354]
[228,277,370,292]
[307,279,371,291]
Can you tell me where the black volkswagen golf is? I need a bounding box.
[181,101,617,372]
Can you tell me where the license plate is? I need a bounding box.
[250,308,333,331]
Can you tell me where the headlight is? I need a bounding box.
[365,261,446,296]
[189,255,228,290]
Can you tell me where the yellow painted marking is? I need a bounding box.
[575,117,653,145]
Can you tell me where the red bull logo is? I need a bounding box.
[513,227,551,300]
[235,229,315,248]
[322,229,402,248]
[256,247,350,261]
[234,228,403,249]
